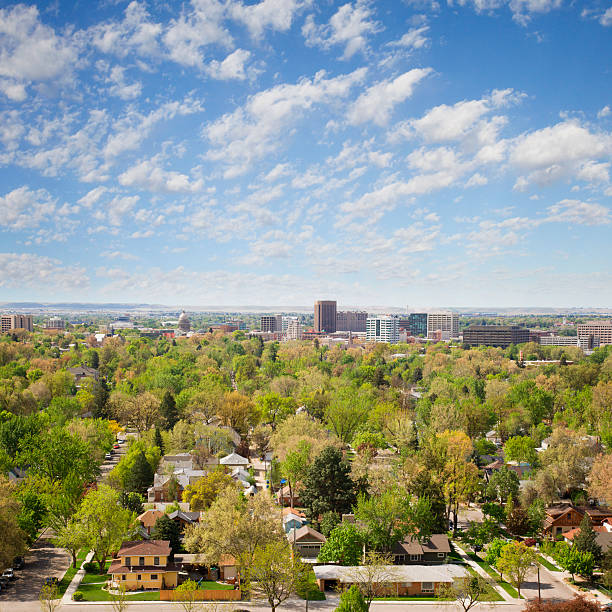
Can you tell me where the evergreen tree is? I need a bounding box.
[300,446,356,522]
[160,391,179,430]
[123,451,154,496]
[573,515,602,563]
[92,379,110,419]
[119,491,145,515]
[151,514,182,556]
[153,427,164,454]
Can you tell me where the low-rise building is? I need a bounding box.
[462,325,530,348]
[109,540,178,591]
[287,526,326,559]
[544,503,612,537]
[392,534,451,564]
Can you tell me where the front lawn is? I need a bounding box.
[75,583,160,601]
[537,555,560,572]
[197,581,235,590]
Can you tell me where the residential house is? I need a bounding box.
[219,452,249,469]
[313,564,467,595]
[392,534,451,565]
[109,540,178,591]
[287,526,326,559]
[167,509,200,533]
[283,511,307,534]
[544,503,612,537]
[147,468,208,503]
[563,526,612,553]
[278,484,301,507]
[67,365,100,385]
[138,509,163,538]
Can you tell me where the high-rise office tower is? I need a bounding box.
[314,300,337,333]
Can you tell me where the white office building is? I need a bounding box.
[366,316,399,343]
[427,313,459,341]
[285,319,303,341]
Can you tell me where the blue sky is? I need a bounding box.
[0,0,611,309]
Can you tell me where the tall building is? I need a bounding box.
[366,316,399,343]
[1,314,33,333]
[400,313,428,337]
[336,311,367,332]
[285,319,303,341]
[577,321,612,348]
[282,316,298,332]
[463,325,530,348]
[44,316,65,330]
[314,301,337,333]
[177,311,191,332]
[427,313,459,341]
[261,314,283,333]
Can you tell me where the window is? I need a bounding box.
[421,582,434,593]
[410,554,420,561]
[137,575,142,581]
[437,553,445,558]
[125,557,131,567]
[139,557,145,566]
[154,557,159,566]
[121,575,126,581]
[151,575,158,580]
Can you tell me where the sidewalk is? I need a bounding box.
[61,551,94,605]
[453,543,516,602]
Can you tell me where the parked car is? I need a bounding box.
[113,443,120,449]
[105,453,112,460]
[13,557,24,569]
[2,569,14,580]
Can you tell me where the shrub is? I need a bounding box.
[72,591,84,601]
[82,561,97,572]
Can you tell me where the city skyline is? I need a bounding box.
[0,1,611,307]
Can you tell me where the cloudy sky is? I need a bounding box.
[0,0,610,308]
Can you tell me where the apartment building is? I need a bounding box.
[366,316,399,343]
[1,314,33,333]
[577,321,612,349]
[427,313,459,341]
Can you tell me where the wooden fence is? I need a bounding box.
[160,589,242,601]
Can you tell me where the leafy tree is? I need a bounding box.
[256,392,297,427]
[173,579,203,612]
[119,491,145,515]
[218,391,255,435]
[182,467,237,511]
[486,466,520,502]
[318,510,341,537]
[505,499,529,536]
[572,515,602,564]
[346,551,394,610]
[160,391,179,430]
[438,575,490,612]
[151,514,181,555]
[560,548,595,581]
[482,502,505,522]
[318,522,363,565]
[123,450,154,496]
[324,387,371,444]
[281,439,311,509]
[0,476,27,571]
[336,585,368,612]
[73,484,137,573]
[17,483,47,542]
[504,436,537,464]
[485,538,506,568]
[39,582,61,612]
[184,487,284,575]
[496,541,537,597]
[54,517,87,568]
[248,540,310,612]
[300,446,356,522]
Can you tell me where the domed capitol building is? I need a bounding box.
[177,310,191,333]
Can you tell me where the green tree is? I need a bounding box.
[485,538,506,568]
[496,542,537,597]
[318,523,363,565]
[119,491,145,515]
[248,540,310,612]
[281,439,311,509]
[300,446,356,522]
[73,484,137,573]
[438,575,490,612]
[486,466,520,502]
[160,391,179,430]
[151,514,181,555]
[153,427,164,454]
[504,436,537,464]
[336,585,368,612]
[123,450,154,496]
[573,515,602,564]
[0,476,27,571]
[182,468,237,511]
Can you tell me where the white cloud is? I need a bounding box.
[94,195,140,226]
[449,0,562,25]
[601,7,612,26]
[0,5,78,100]
[231,0,308,39]
[546,199,611,226]
[0,252,89,289]
[302,1,380,59]
[204,68,366,176]
[78,186,108,208]
[347,68,432,126]
[465,172,488,187]
[207,49,252,80]
[0,186,57,229]
[107,66,142,100]
[388,26,430,49]
[90,1,162,59]
[118,157,204,193]
[598,105,611,118]
[510,120,612,186]
[163,0,231,68]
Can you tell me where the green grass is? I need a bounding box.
[537,555,560,572]
[75,583,160,601]
[57,549,89,596]
[197,581,235,590]
[80,572,110,584]
[466,552,521,599]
